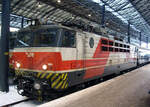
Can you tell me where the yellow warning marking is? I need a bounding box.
[4,52,9,55]
[51,74,59,81]
[9,64,13,68]
[37,90,42,102]
[15,70,20,75]
[37,72,42,78]
[62,80,67,89]
[41,72,47,79]
[65,83,68,88]
[51,76,61,88]
[61,74,65,79]
[56,80,64,89]
[63,73,68,80]
[46,73,53,79]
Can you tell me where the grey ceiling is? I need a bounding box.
[0,0,150,42]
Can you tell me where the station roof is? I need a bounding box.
[130,0,150,24]
[0,13,29,28]
[98,0,150,41]
[0,0,150,42]
[129,0,150,31]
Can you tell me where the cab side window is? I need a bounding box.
[62,30,76,48]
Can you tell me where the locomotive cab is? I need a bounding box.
[10,25,77,73]
[9,25,78,99]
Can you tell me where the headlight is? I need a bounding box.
[16,63,21,68]
[33,83,41,90]
[42,64,47,70]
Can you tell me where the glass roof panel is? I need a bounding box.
[92,0,150,37]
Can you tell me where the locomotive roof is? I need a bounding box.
[18,24,101,36]
[18,24,73,31]
[16,24,150,49]
[17,24,131,45]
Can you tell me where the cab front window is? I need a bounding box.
[14,27,76,48]
[15,31,33,47]
[33,29,58,47]
[61,29,76,48]
[15,28,59,47]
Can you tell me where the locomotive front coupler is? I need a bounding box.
[17,76,52,100]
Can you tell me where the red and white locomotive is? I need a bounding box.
[9,24,150,100]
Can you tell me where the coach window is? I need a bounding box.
[135,47,138,52]
[61,30,76,48]
[120,44,123,47]
[124,45,127,48]
[115,48,118,52]
[127,50,130,53]
[101,39,108,45]
[102,46,108,51]
[115,42,118,47]
[109,47,113,52]
[120,49,123,52]
[109,41,113,46]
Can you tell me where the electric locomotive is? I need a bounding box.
[9,24,150,100]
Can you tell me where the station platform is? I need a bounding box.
[39,64,150,107]
[0,86,27,107]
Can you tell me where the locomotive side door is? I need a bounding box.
[72,31,86,85]
[76,32,86,69]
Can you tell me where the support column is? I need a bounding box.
[140,32,142,47]
[101,4,105,28]
[147,37,149,48]
[0,0,11,92]
[21,17,24,28]
[127,21,130,44]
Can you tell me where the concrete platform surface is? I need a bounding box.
[39,64,150,107]
[0,86,27,106]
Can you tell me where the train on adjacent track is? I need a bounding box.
[9,24,150,100]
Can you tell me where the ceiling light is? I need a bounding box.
[38,2,42,8]
[106,23,109,25]
[57,0,61,3]
[88,14,91,17]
